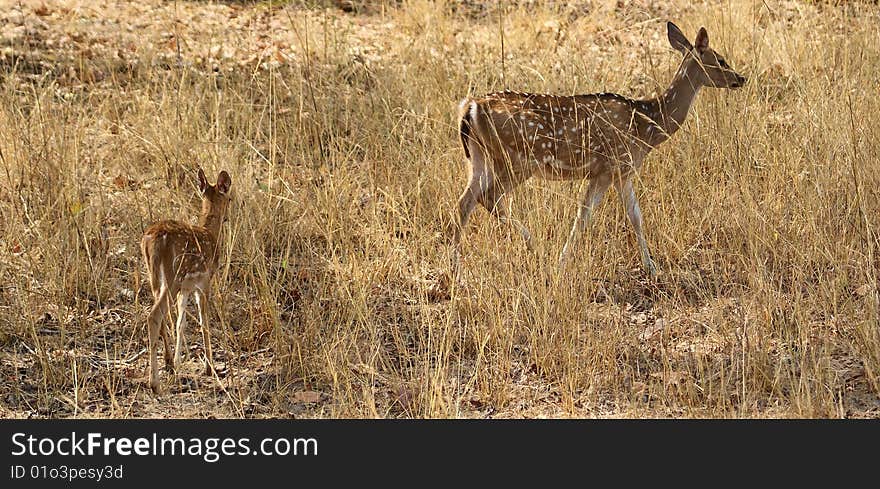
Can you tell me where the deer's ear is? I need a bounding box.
[667,22,693,54]
[695,27,709,52]
[216,170,232,194]
[198,168,209,194]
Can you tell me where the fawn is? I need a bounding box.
[141,168,232,394]
[453,22,747,276]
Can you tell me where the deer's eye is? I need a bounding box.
[719,59,729,68]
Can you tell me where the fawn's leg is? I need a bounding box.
[173,293,189,366]
[615,177,657,277]
[146,255,175,371]
[195,289,214,376]
[147,288,171,394]
[160,324,174,372]
[151,287,175,372]
[559,174,611,269]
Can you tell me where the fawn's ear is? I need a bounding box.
[667,22,693,54]
[695,27,709,52]
[197,168,209,194]
[216,170,232,194]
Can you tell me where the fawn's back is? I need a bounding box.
[141,220,219,294]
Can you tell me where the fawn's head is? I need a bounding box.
[197,168,232,227]
[667,22,747,90]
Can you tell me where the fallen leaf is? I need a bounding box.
[113,175,138,189]
[651,370,690,387]
[273,48,286,63]
[631,381,648,396]
[639,318,666,341]
[393,385,415,408]
[351,363,378,376]
[293,390,323,403]
[855,284,872,297]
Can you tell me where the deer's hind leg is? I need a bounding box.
[146,287,172,394]
[148,282,175,372]
[478,162,534,251]
[160,321,174,372]
[453,142,492,248]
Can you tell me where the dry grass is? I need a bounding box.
[0,0,878,418]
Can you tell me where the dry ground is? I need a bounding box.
[0,0,878,418]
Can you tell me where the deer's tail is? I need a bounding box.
[458,98,478,160]
[141,233,168,298]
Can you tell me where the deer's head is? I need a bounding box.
[667,22,747,90]
[198,168,232,226]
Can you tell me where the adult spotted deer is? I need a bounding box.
[453,22,746,276]
[141,169,232,394]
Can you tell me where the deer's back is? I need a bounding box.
[471,91,654,179]
[142,220,219,287]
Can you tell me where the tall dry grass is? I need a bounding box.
[0,0,878,418]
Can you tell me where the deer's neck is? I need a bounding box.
[647,59,703,144]
[199,212,224,246]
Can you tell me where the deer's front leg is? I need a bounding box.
[615,177,657,277]
[195,289,214,376]
[559,174,611,268]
